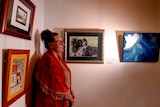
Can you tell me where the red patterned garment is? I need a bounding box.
[35,51,72,107]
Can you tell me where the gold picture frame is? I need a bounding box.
[64,29,104,64]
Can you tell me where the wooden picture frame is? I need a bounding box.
[0,0,35,40]
[3,49,30,107]
[64,29,104,64]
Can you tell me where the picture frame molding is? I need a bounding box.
[64,29,104,64]
[0,0,35,40]
[3,49,30,107]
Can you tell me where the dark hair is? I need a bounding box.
[41,29,58,49]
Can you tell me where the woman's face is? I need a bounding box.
[49,35,64,53]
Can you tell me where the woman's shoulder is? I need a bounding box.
[41,51,56,62]
[41,51,52,57]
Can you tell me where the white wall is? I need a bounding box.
[44,0,160,107]
[0,0,44,107]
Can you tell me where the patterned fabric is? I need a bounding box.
[35,51,72,107]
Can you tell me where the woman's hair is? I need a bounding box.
[41,29,58,49]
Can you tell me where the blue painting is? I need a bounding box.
[122,32,160,62]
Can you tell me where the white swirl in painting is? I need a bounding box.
[123,33,141,50]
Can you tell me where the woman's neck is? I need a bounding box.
[51,50,59,61]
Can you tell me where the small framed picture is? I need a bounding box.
[0,0,35,40]
[3,49,30,107]
[64,29,104,64]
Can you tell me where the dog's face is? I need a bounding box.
[71,38,87,53]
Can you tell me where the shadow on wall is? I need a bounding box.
[25,28,42,107]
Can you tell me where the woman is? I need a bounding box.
[35,29,75,107]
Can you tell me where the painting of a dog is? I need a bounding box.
[70,38,98,57]
[64,29,104,63]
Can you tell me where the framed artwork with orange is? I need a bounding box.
[3,49,30,107]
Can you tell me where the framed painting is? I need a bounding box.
[64,29,104,64]
[3,49,30,107]
[122,32,160,62]
[0,0,35,40]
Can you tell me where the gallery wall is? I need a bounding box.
[44,0,160,107]
[0,0,44,107]
[0,0,160,107]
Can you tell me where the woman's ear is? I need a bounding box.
[48,42,54,49]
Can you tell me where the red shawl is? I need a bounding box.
[35,51,71,107]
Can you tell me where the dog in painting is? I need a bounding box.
[70,38,98,57]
